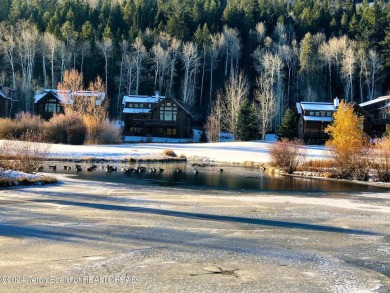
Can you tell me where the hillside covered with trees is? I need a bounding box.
[1,0,390,131]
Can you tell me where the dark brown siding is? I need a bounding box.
[0,97,10,117]
[34,93,64,120]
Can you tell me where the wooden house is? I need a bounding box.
[296,100,337,144]
[34,89,105,120]
[359,95,390,137]
[0,85,17,118]
[122,93,194,138]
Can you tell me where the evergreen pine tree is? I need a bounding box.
[236,101,258,141]
[277,109,298,140]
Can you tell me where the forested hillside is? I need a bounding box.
[1,0,390,123]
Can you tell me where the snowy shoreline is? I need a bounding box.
[44,140,331,164]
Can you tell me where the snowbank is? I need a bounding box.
[1,170,43,181]
[43,140,331,163]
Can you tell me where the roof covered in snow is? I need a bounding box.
[0,86,18,101]
[303,116,333,122]
[359,95,390,108]
[122,92,164,105]
[300,102,336,112]
[34,89,106,105]
[296,102,302,115]
[123,108,151,114]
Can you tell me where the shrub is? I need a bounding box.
[12,112,44,139]
[0,112,44,140]
[67,122,87,145]
[0,118,14,139]
[0,131,51,173]
[97,119,123,144]
[83,115,100,144]
[44,114,69,143]
[162,149,177,157]
[268,139,306,174]
[44,112,86,145]
[372,137,390,182]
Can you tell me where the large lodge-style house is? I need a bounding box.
[296,96,389,144]
[121,92,194,138]
[33,89,106,120]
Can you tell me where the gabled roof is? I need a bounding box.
[300,102,336,112]
[359,95,390,108]
[296,102,303,115]
[151,97,195,119]
[34,89,105,105]
[171,97,195,119]
[122,92,164,114]
[0,86,18,101]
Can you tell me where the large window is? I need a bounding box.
[160,101,177,121]
[45,98,62,113]
[159,127,177,136]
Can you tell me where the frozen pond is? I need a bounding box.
[42,161,387,193]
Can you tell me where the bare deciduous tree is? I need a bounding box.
[365,49,383,101]
[222,26,241,77]
[79,40,91,76]
[254,75,277,140]
[168,37,181,97]
[98,36,113,94]
[205,92,224,142]
[223,71,249,137]
[208,33,224,105]
[132,37,148,95]
[181,42,200,105]
[341,41,357,102]
[278,43,298,103]
[43,32,59,89]
[15,20,39,110]
[254,22,266,45]
[0,23,17,89]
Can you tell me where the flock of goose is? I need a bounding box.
[44,162,224,175]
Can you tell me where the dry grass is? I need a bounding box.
[298,159,336,171]
[0,175,57,187]
[0,112,44,139]
[0,131,51,173]
[243,161,256,167]
[162,149,177,157]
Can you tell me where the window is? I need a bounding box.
[129,103,133,107]
[130,127,143,135]
[159,101,177,121]
[45,98,61,113]
[159,128,177,136]
[315,112,320,116]
[320,112,325,117]
[327,112,332,117]
[309,111,314,116]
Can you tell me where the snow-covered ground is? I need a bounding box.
[0,169,44,181]
[45,139,330,163]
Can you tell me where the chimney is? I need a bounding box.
[334,97,339,109]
